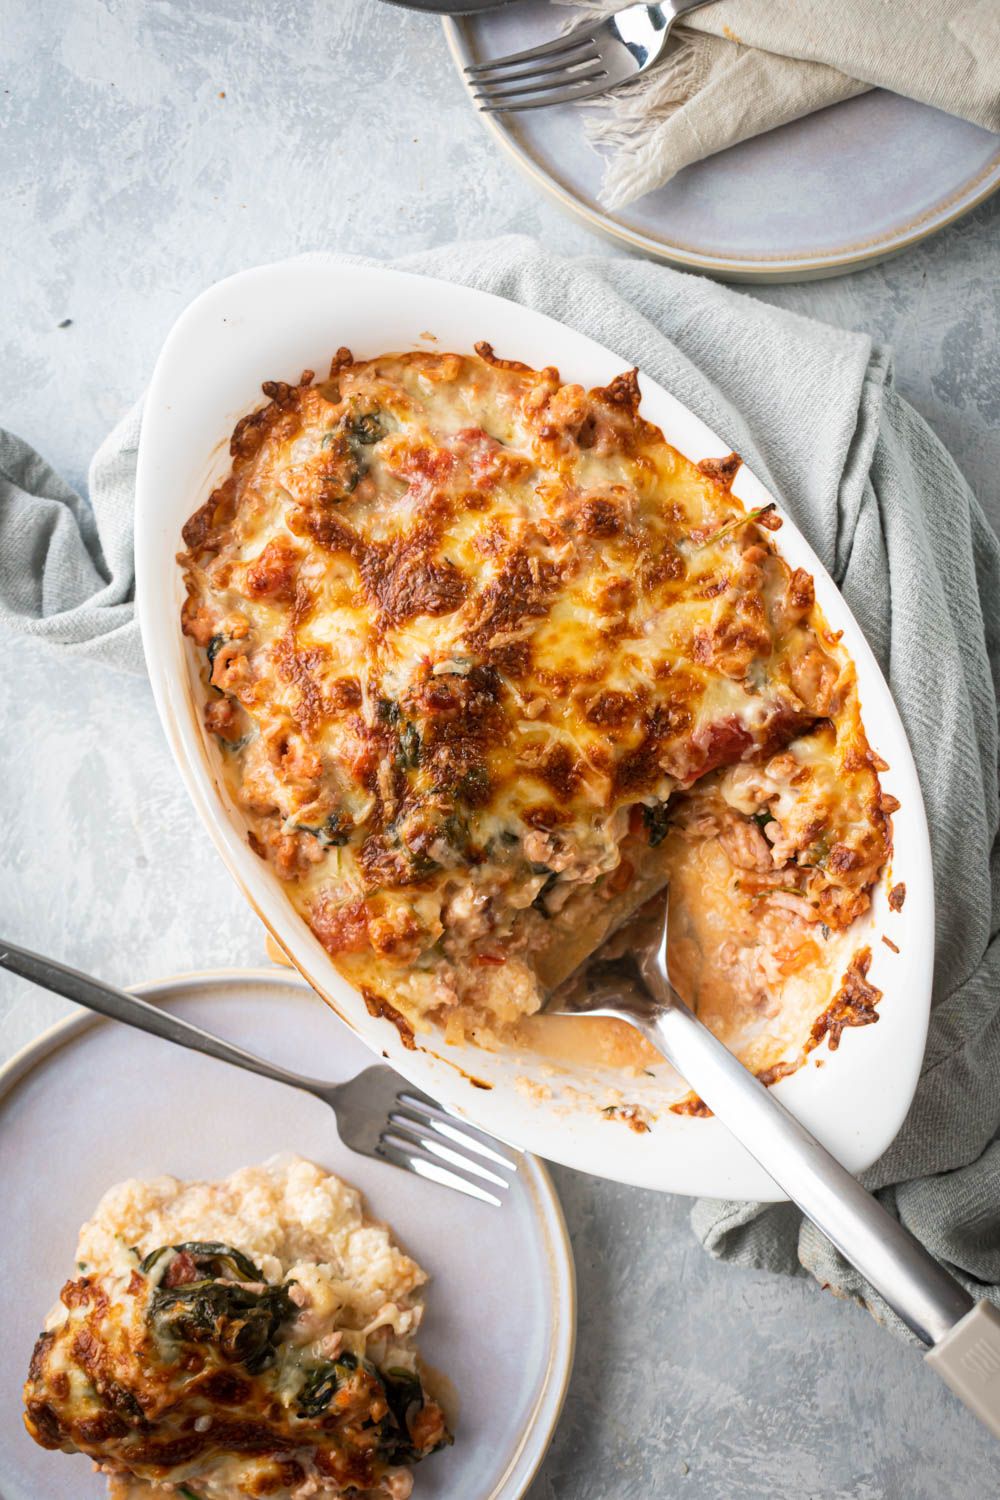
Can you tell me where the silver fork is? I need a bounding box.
[466,0,719,113]
[543,895,1000,1437]
[0,940,519,1207]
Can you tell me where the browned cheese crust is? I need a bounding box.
[178,346,894,1071]
[24,1239,447,1499]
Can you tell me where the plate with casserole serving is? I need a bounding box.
[135,258,933,1200]
[1,969,574,1500]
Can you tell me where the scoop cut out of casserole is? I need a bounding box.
[23,1157,451,1499]
[177,345,894,1089]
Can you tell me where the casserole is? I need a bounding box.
[24,1155,451,1499]
[136,258,933,1199]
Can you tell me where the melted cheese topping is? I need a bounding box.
[178,347,893,1073]
[23,1157,449,1500]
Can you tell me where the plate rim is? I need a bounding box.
[0,966,577,1500]
[442,16,1000,283]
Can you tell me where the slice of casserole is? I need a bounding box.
[23,1157,451,1499]
[177,346,894,1079]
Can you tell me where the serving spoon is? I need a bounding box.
[545,895,1000,1437]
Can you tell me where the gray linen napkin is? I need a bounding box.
[2,239,998,1335]
[0,405,145,673]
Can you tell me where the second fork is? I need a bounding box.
[467,0,719,113]
[0,939,520,1207]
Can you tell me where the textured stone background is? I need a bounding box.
[2,2,999,1495]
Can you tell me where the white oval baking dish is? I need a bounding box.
[135,257,933,1200]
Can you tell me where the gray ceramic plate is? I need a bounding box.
[445,1,1000,282]
[0,969,575,1500]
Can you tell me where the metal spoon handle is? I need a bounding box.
[645,999,1000,1439]
[0,939,330,1099]
[636,998,973,1347]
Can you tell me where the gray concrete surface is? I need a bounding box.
[2,2,999,1496]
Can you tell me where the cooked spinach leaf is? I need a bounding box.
[296,811,353,848]
[296,1356,444,1463]
[347,412,385,445]
[383,1366,423,1426]
[320,811,353,846]
[531,870,559,917]
[804,836,830,868]
[218,730,254,754]
[139,1242,263,1281]
[398,720,421,769]
[380,1367,425,1461]
[380,1366,452,1463]
[643,802,671,847]
[142,1243,294,1376]
[149,1279,295,1375]
[206,634,228,670]
[318,431,361,500]
[296,1350,360,1418]
[439,811,469,858]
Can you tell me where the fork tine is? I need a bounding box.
[392,1092,521,1170]
[389,1107,518,1174]
[474,63,607,105]
[398,1092,524,1158]
[376,1141,503,1207]
[477,75,622,113]
[464,16,598,74]
[468,38,599,85]
[382,1124,511,1190]
[395,1082,444,1111]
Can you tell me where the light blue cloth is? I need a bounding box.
[0,401,144,672]
[2,238,998,1335]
